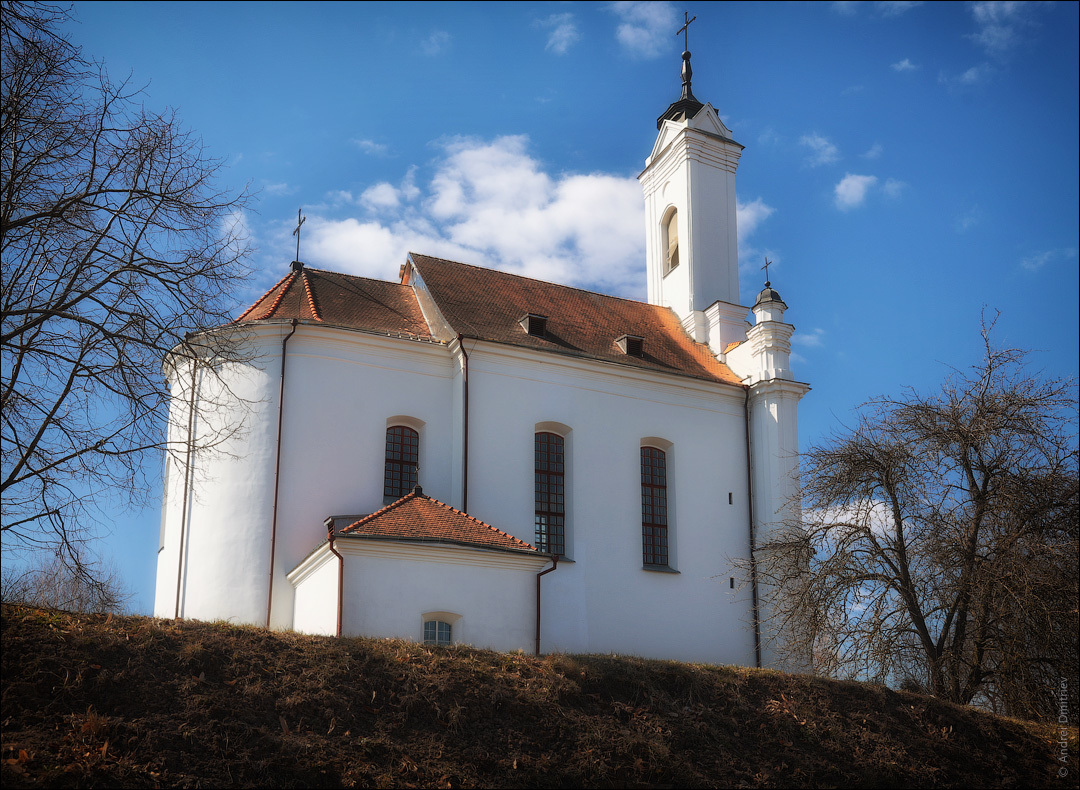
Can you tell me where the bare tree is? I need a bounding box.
[1,551,131,613]
[1,3,249,576]
[755,320,1078,722]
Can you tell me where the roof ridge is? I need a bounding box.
[342,491,419,531]
[409,252,672,310]
[425,496,536,549]
[302,270,322,321]
[235,270,296,323]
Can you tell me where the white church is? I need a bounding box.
[154,47,808,668]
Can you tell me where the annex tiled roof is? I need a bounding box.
[339,488,540,555]
[235,266,433,340]
[409,254,743,386]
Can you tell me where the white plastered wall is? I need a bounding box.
[290,540,549,651]
[461,341,757,666]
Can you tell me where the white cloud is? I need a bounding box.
[882,178,906,198]
[861,143,884,159]
[834,174,878,210]
[1021,247,1079,273]
[800,134,841,167]
[834,1,923,17]
[301,135,646,296]
[420,30,451,56]
[875,1,923,17]
[265,182,293,196]
[757,127,781,146]
[969,1,1036,55]
[325,190,356,206]
[792,328,826,348]
[360,182,401,211]
[737,198,776,239]
[891,58,918,72]
[609,1,678,59]
[955,206,982,232]
[536,13,581,55]
[352,139,389,156]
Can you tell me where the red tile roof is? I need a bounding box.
[232,256,743,387]
[409,254,743,386]
[339,488,540,555]
[236,267,433,340]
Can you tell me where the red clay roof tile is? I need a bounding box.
[233,256,743,386]
[339,490,540,555]
[409,254,743,386]
[235,267,433,339]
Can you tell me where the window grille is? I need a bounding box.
[534,432,565,556]
[423,620,452,646]
[641,446,669,566]
[384,425,419,499]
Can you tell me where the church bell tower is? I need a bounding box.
[639,39,748,355]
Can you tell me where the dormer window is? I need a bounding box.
[616,334,645,357]
[663,209,679,274]
[519,313,548,337]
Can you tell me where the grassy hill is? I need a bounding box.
[1,603,1074,788]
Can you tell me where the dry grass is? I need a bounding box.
[1,603,1074,788]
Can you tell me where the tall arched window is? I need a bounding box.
[384,425,419,501]
[641,446,669,566]
[663,209,679,274]
[534,432,565,556]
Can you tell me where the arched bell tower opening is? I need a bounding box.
[662,207,680,274]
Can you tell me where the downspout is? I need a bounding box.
[744,385,763,669]
[456,333,470,513]
[174,340,199,619]
[325,518,344,638]
[535,555,559,655]
[266,318,298,629]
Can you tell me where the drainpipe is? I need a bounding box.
[456,333,470,513]
[266,317,298,629]
[174,339,199,619]
[535,555,559,655]
[325,518,344,638]
[744,385,762,669]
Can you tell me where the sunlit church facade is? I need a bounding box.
[154,49,808,667]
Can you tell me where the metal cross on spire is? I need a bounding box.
[292,207,306,266]
[761,257,773,287]
[676,11,696,51]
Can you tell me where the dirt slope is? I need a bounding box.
[1,604,1074,788]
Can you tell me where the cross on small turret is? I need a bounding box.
[676,11,696,51]
[761,257,773,287]
[292,207,306,265]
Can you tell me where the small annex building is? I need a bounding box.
[154,49,809,668]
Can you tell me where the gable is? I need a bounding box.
[235,266,433,340]
[339,488,540,555]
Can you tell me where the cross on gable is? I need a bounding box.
[761,257,773,287]
[292,207,306,264]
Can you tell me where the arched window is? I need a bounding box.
[535,432,565,556]
[663,209,679,274]
[384,425,419,501]
[641,446,669,567]
[423,619,452,646]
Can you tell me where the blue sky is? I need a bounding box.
[58,1,1079,614]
